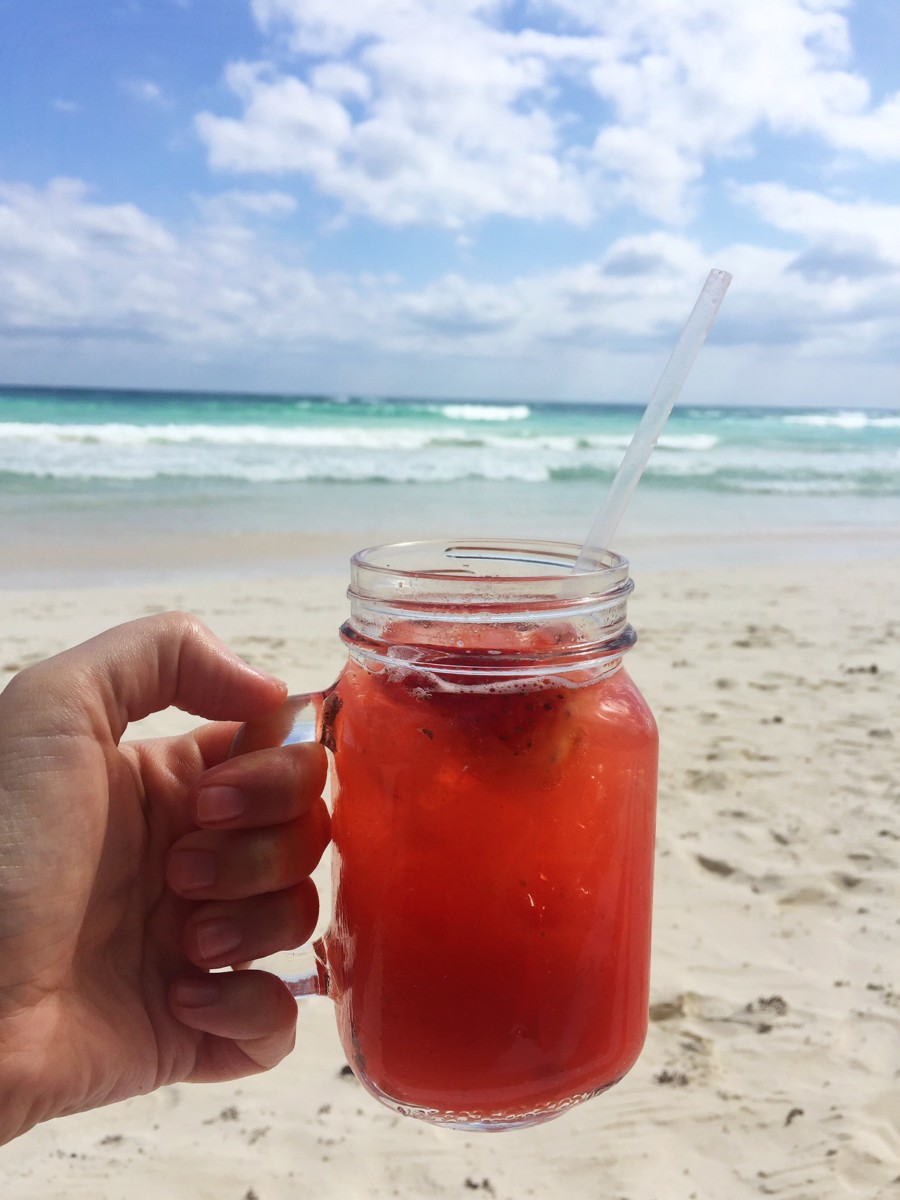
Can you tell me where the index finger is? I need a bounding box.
[6,612,288,745]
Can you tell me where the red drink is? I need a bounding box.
[233,539,658,1129]
[325,638,657,1127]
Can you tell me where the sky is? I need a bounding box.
[1,0,900,407]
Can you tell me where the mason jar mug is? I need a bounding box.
[232,539,658,1130]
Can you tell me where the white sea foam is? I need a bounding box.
[0,421,441,451]
[439,404,530,421]
[657,434,720,451]
[0,421,718,455]
[732,478,863,495]
[1,400,897,496]
[783,411,900,430]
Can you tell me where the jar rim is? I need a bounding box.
[349,538,630,605]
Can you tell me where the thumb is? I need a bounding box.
[11,612,288,742]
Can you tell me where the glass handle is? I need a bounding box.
[230,689,327,756]
[278,936,329,998]
[229,690,336,1000]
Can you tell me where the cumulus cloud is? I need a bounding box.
[197,63,353,177]
[197,28,588,228]
[0,179,332,350]
[122,78,169,106]
[3,176,900,380]
[736,182,900,263]
[193,0,900,228]
[191,188,299,222]
[0,178,692,360]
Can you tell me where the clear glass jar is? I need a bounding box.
[234,539,658,1130]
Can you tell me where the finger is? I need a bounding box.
[16,612,288,742]
[183,879,320,969]
[167,797,331,900]
[188,720,247,771]
[193,742,328,829]
[128,721,243,788]
[169,969,298,1077]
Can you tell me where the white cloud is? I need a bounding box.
[310,61,372,102]
[731,182,900,354]
[52,99,82,115]
[250,0,430,56]
[0,178,367,354]
[191,188,299,222]
[736,182,900,262]
[197,62,352,176]
[197,25,588,228]
[123,78,169,107]
[193,1,900,229]
[3,176,900,386]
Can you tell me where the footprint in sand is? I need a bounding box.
[685,769,729,793]
[696,853,737,877]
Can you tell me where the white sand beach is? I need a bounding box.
[1,547,899,1199]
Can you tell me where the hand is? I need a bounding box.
[0,613,330,1144]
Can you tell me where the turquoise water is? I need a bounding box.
[2,385,899,494]
[2,385,899,580]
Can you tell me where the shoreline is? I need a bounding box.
[2,521,899,590]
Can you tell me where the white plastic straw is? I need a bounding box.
[573,268,732,573]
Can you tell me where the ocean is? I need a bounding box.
[2,385,899,583]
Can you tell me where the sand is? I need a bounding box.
[1,552,899,1199]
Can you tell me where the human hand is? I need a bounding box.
[0,614,329,1145]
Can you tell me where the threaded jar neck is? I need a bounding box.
[341,539,636,678]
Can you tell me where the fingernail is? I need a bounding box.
[172,977,223,1008]
[196,786,245,824]
[169,849,217,892]
[195,918,242,962]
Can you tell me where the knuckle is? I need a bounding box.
[242,829,284,887]
[155,610,212,643]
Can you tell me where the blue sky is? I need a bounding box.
[1,0,900,406]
